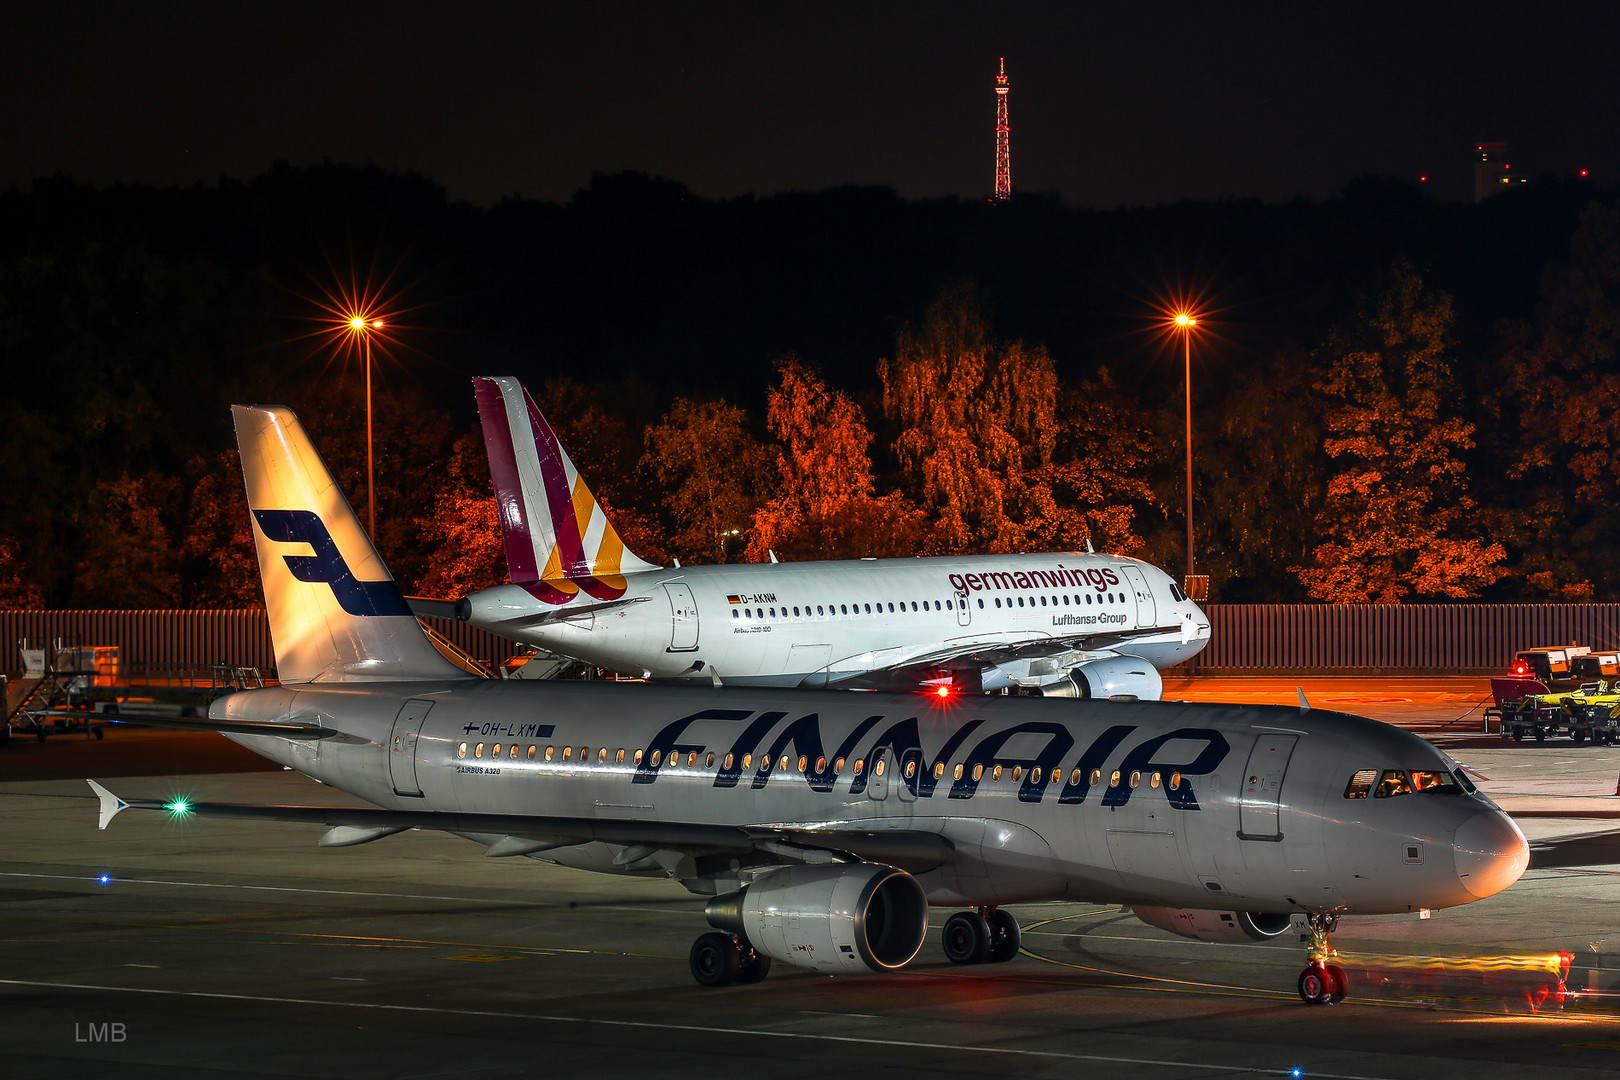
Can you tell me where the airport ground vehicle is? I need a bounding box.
[3,644,260,744]
[1487,667,1620,745]
[2,643,113,743]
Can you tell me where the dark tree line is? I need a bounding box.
[1,162,1616,606]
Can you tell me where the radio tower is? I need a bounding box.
[993,58,1011,200]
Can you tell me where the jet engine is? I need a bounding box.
[1065,655,1164,701]
[705,863,929,975]
[1130,905,1295,943]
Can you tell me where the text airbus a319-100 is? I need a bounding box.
[88,403,1533,1003]
[408,376,1209,700]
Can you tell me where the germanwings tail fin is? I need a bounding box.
[473,376,658,603]
[232,405,476,684]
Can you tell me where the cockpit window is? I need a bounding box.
[1453,769,1478,794]
[1374,770,1414,798]
[1168,582,1188,602]
[1343,769,1377,799]
[1410,770,1463,794]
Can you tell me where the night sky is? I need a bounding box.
[9,2,1620,208]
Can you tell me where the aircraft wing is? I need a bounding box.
[86,782,955,874]
[832,625,1187,691]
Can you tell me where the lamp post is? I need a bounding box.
[348,314,384,538]
[718,528,741,564]
[1174,312,1199,581]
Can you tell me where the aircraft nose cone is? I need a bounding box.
[1454,810,1529,900]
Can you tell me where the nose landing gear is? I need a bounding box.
[1297,913,1348,1005]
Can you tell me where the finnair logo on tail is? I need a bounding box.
[252,509,412,617]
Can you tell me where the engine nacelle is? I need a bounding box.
[705,864,929,975]
[1130,906,1295,943]
[1070,655,1163,701]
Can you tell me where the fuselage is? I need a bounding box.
[463,552,1210,687]
[220,680,1526,915]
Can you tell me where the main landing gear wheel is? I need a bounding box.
[690,932,770,987]
[690,931,740,986]
[942,910,990,963]
[942,908,1021,965]
[1297,914,1348,1005]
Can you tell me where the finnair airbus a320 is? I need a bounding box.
[414,376,1208,700]
[89,403,1532,1004]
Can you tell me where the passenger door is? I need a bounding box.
[1119,564,1157,625]
[388,699,434,798]
[663,584,699,652]
[1237,733,1297,841]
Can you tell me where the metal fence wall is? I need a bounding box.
[8,605,1620,677]
[1197,604,1620,673]
[0,610,527,677]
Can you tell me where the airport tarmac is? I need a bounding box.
[3,677,1619,1079]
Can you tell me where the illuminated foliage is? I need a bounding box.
[177,452,259,606]
[880,284,1057,553]
[415,433,506,597]
[72,473,182,607]
[642,398,775,563]
[1017,372,1157,555]
[1199,350,1324,600]
[0,538,44,607]
[747,356,924,560]
[1499,203,1620,499]
[1294,262,1505,603]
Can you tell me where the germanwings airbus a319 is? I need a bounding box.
[413,376,1209,700]
[87,403,1532,1004]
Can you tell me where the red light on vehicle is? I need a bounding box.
[1419,175,1427,182]
[935,685,953,699]
[1581,170,1590,177]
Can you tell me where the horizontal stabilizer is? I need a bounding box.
[405,596,461,621]
[87,780,128,830]
[57,710,335,739]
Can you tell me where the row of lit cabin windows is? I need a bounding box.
[732,593,1125,621]
[454,740,1188,791]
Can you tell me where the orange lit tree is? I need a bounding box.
[747,356,924,560]
[642,397,776,563]
[72,473,183,607]
[1485,203,1620,599]
[1294,262,1505,602]
[1018,372,1157,555]
[880,283,1058,554]
[415,432,507,597]
[178,451,261,606]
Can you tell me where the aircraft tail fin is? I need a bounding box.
[232,405,476,684]
[473,376,658,601]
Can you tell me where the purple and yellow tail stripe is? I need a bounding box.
[474,376,655,605]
